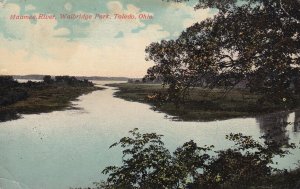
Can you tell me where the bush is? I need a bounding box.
[98,129,296,189]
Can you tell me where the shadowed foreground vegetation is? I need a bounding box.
[72,129,300,189]
[0,75,104,122]
[106,83,300,121]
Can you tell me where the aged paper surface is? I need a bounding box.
[0,1,299,189]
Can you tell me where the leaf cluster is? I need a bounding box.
[100,129,295,189]
[145,0,300,105]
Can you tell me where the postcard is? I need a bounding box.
[0,0,299,189]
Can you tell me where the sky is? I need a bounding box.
[0,0,213,77]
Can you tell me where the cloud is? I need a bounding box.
[64,2,73,12]
[0,23,169,77]
[0,2,169,77]
[181,7,212,28]
[0,3,70,56]
[0,0,7,8]
[25,4,36,11]
[107,1,123,13]
[0,1,213,77]
[157,2,213,37]
[81,1,154,47]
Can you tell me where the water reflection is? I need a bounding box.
[256,112,290,146]
[294,111,300,132]
[257,110,300,146]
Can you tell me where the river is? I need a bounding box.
[0,81,299,189]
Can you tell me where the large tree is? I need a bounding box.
[146,0,300,104]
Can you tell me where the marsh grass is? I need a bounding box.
[107,83,300,121]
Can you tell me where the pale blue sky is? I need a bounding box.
[0,0,213,77]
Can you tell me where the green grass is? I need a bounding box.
[107,83,300,121]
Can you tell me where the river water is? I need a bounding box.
[0,81,299,189]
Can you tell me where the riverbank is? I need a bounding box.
[0,77,104,122]
[107,83,300,121]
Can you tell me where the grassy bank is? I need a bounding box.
[0,77,104,122]
[107,83,300,121]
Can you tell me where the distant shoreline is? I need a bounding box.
[7,74,132,81]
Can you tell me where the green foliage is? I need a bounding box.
[0,75,94,107]
[0,76,100,122]
[0,76,28,106]
[101,128,212,189]
[43,75,54,84]
[0,76,17,86]
[147,0,300,105]
[100,129,296,189]
[54,76,93,86]
[196,133,295,188]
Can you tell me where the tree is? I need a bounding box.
[100,129,295,189]
[145,0,300,104]
[101,128,212,189]
[43,75,53,84]
[0,76,17,87]
[195,133,295,188]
